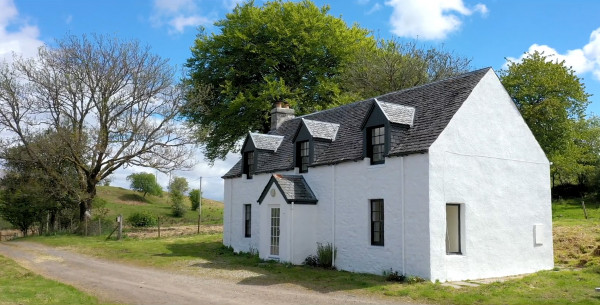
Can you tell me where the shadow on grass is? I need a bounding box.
[119,193,148,203]
[158,240,390,294]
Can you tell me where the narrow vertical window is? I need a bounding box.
[243,151,254,179]
[446,204,461,254]
[270,207,280,256]
[244,204,251,238]
[296,141,310,173]
[368,126,385,165]
[371,199,384,246]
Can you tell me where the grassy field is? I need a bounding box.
[96,186,223,226]
[24,200,600,305]
[0,255,111,305]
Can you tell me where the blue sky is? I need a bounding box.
[2,0,600,200]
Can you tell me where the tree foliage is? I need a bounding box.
[341,39,472,100]
[183,0,374,162]
[169,177,189,217]
[189,189,201,211]
[500,51,599,187]
[0,34,194,222]
[127,172,162,198]
[0,133,80,235]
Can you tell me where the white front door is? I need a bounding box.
[270,207,280,256]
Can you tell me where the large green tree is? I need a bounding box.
[127,172,162,198]
[183,0,373,162]
[341,39,472,100]
[500,51,598,187]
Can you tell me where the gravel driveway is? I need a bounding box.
[0,241,414,305]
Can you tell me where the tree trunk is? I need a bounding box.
[79,180,98,222]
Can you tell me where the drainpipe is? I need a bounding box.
[401,157,406,274]
[332,164,337,268]
[290,200,294,263]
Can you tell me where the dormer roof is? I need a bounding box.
[374,99,415,126]
[245,132,284,152]
[296,118,340,141]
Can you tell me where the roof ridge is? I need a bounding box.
[376,67,492,100]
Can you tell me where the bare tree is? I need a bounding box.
[0,34,194,222]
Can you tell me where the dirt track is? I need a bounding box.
[0,241,413,305]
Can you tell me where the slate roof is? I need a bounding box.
[249,133,284,151]
[302,118,340,141]
[257,174,318,204]
[224,68,491,178]
[375,100,415,126]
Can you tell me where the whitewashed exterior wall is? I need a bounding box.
[224,154,430,278]
[428,70,554,281]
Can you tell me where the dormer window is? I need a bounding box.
[296,141,310,173]
[361,99,415,166]
[243,151,254,179]
[368,126,385,165]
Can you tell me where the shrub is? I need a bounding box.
[303,255,319,267]
[383,269,425,283]
[189,189,201,211]
[171,197,186,218]
[316,242,337,269]
[126,211,157,227]
[385,270,406,282]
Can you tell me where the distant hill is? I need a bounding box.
[95,186,223,226]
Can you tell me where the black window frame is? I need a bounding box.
[244,204,251,238]
[370,199,384,246]
[243,151,254,179]
[446,204,461,255]
[367,126,385,165]
[296,140,310,173]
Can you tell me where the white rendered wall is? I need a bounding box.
[224,153,431,277]
[428,70,554,282]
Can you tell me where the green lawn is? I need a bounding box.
[0,255,111,305]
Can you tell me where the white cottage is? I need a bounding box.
[222,68,554,282]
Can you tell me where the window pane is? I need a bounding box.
[446,204,461,254]
[371,200,384,246]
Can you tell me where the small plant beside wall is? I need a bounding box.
[383,269,425,284]
[303,242,337,269]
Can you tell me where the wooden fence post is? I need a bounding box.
[158,216,161,239]
[582,200,589,219]
[117,214,123,240]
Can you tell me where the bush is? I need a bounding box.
[385,270,406,282]
[384,269,425,283]
[189,189,201,211]
[171,197,186,217]
[303,255,319,267]
[127,211,157,227]
[316,242,337,269]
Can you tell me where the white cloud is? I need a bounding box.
[65,14,73,24]
[0,0,44,62]
[151,0,211,34]
[366,3,382,15]
[169,15,210,34]
[505,27,600,80]
[223,0,245,10]
[384,0,488,40]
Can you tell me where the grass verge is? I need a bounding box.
[27,232,600,304]
[0,254,110,305]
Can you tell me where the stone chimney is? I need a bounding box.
[270,101,295,131]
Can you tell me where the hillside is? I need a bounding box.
[95,186,223,226]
